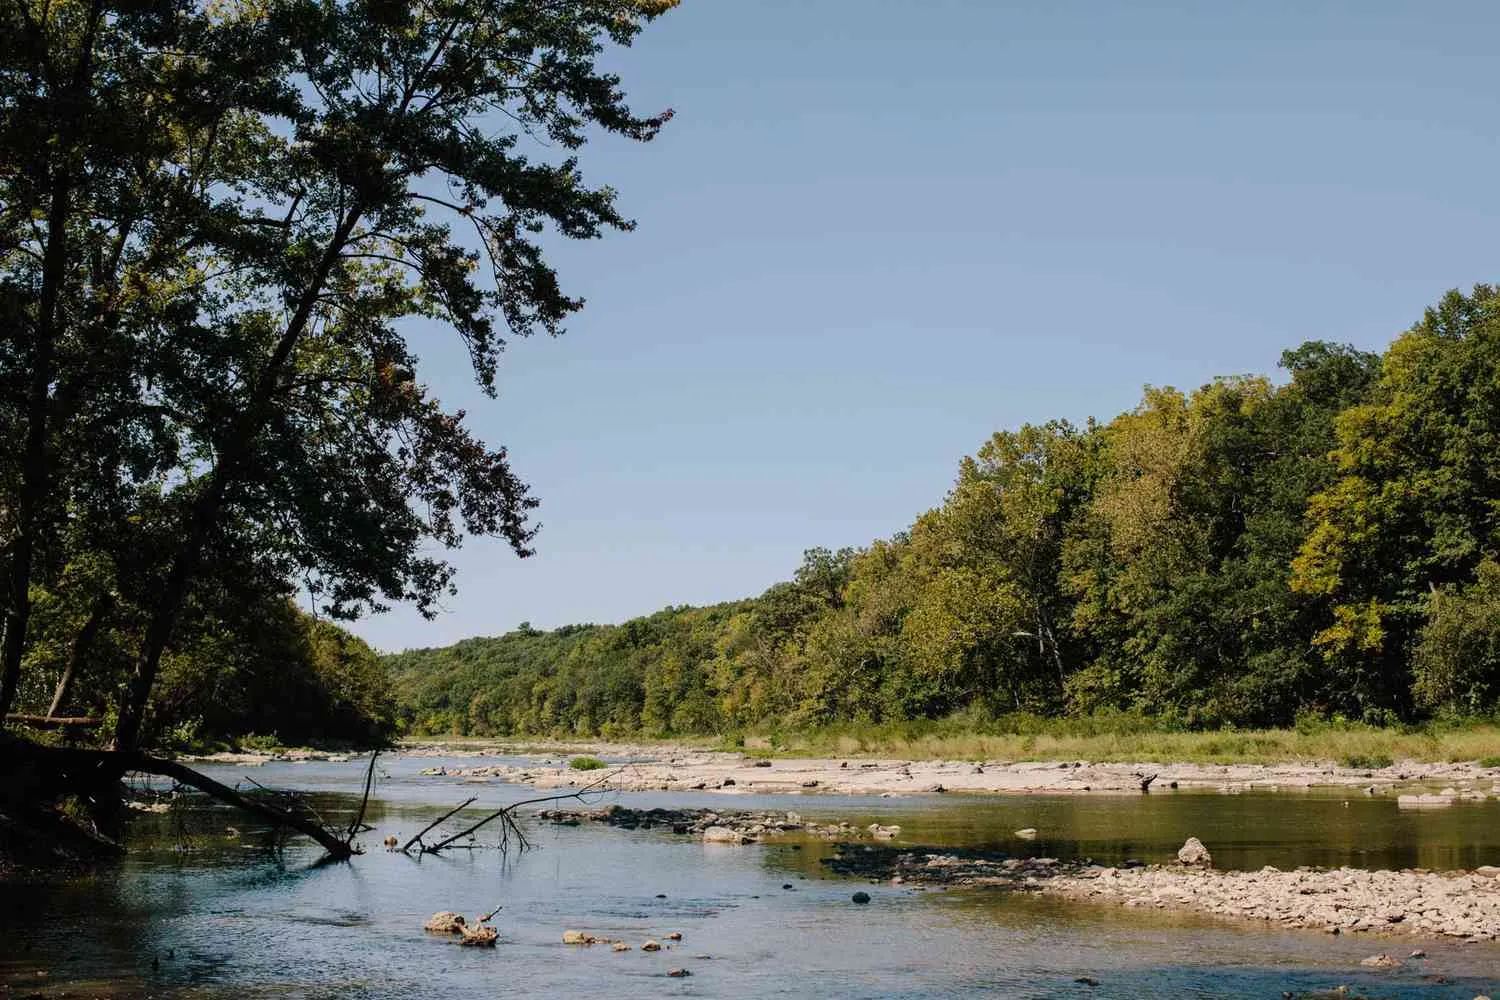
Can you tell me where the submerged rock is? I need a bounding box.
[851,891,871,904]
[459,925,498,948]
[702,826,748,845]
[1359,953,1401,969]
[562,930,596,945]
[1014,828,1038,840]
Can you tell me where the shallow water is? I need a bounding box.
[3,755,1499,999]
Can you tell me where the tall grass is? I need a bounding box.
[735,714,1500,765]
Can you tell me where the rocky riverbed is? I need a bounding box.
[533,805,900,844]
[823,841,1500,942]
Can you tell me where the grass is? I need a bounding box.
[730,716,1500,766]
[394,716,1500,767]
[568,756,608,771]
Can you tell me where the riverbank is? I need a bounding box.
[399,720,1500,767]
[403,740,1500,798]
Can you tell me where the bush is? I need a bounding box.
[569,756,608,771]
[1339,752,1393,770]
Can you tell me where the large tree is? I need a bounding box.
[1,0,678,749]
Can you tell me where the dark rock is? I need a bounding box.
[851,891,871,904]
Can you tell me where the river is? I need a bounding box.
[3,753,1499,998]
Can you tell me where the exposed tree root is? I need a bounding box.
[2,734,357,862]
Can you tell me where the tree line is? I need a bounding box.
[1,0,674,751]
[390,288,1500,737]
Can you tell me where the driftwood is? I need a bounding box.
[5,714,103,728]
[421,770,621,855]
[344,751,380,842]
[3,735,357,860]
[401,795,478,853]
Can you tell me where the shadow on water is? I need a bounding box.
[3,757,1499,998]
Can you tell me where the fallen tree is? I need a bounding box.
[2,734,358,862]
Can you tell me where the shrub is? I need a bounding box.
[569,756,608,771]
[1340,752,1393,770]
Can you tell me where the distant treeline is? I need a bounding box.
[388,286,1500,737]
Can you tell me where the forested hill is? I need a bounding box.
[388,286,1500,739]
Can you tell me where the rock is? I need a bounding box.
[642,940,662,952]
[665,931,682,941]
[851,891,872,904]
[424,911,467,935]
[751,759,773,767]
[1015,828,1038,840]
[1177,837,1212,867]
[1409,949,1427,959]
[1359,953,1402,969]
[459,925,498,948]
[1075,977,1099,987]
[612,942,630,952]
[1398,794,1455,809]
[1475,865,1500,879]
[801,780,819,788]
[667,968,691,977]
[720,778,736,787]
[702,826,747,845]
[562,930,596,945]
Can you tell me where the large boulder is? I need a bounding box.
[424,911,467,934]
[1176,837,1212,867]
[702,826,747,845]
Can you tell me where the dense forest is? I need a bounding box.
[390,286,1500,738]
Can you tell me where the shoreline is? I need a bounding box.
[385,740,1500,799]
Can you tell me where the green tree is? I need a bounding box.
[1294,287,1500,718]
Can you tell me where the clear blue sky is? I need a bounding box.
[355,0,1500,652]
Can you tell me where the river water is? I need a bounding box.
[3,754,1499,998]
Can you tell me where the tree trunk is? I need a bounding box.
[112,207,364,751]
[0,174,72,721]
[46,593,114,719]
[2,734,356,860]
[0,1,104,722]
